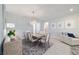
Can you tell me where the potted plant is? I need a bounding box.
[7,30,16,41]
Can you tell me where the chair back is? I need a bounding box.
[28,32,33,41]
[46,33,50,42]
[40,33,49,43]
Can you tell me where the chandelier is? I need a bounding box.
[31,9,37,24]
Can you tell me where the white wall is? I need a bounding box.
[6,12,50,39]
[50,14,79,37]
[6,11,79,39]
[6,12,33,39]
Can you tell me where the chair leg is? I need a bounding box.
[44,43,47,51]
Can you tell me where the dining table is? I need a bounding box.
[31,33,46,42]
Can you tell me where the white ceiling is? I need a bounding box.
[5,4,79,19]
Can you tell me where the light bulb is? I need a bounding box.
[69,8,74,12]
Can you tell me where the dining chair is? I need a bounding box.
[23,32,27,40]
[28,32,37,43]
[40,33,50,48]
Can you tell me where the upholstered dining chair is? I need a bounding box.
[40,33,50,48]
[28,32,37,43]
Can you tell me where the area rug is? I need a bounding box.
[22,39,50,55]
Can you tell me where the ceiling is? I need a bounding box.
[5,4,79,20]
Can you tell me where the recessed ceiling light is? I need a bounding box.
[69,8,74,12]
